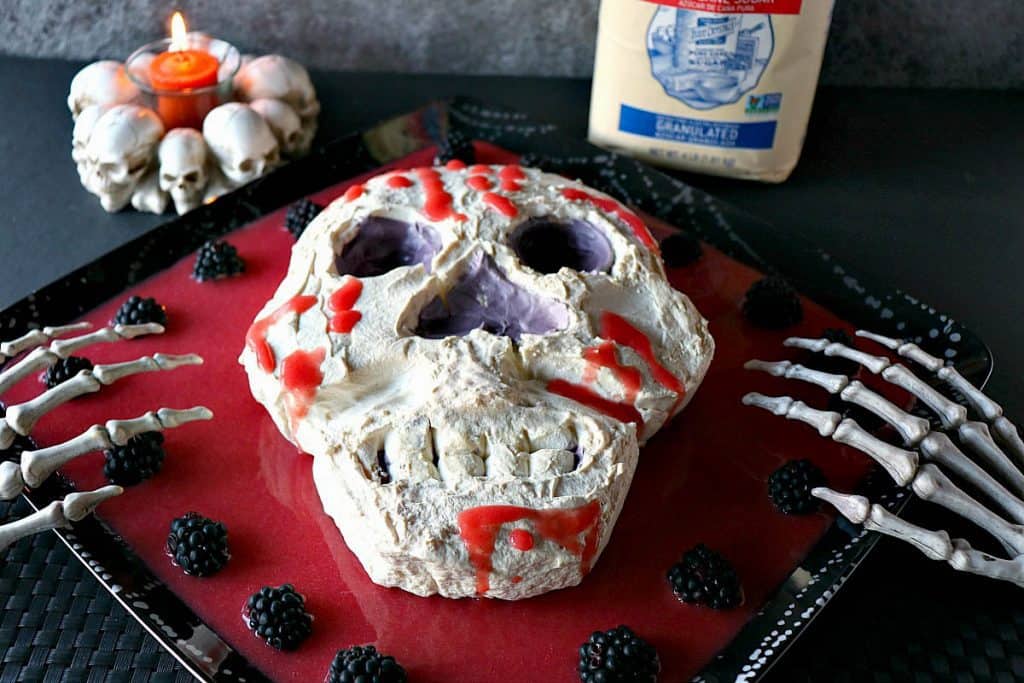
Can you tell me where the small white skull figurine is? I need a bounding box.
[202,103,280,188]
[249,98,310,157]
[67,61,140,118]
[240,164,714,600]
[72,104,112,182]
[234,55,318,149]
[158,129,209,215]
[83,105,164,212]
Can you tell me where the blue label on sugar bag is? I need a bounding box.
[618,104,777,149]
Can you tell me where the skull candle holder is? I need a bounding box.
[67,33,319,216]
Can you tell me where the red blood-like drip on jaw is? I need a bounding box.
[468,164,491,175]
[498,165,525,192]
[467,175,492,191]
[387,175,414,189]
[445,159,467,171]
[281,347,326,432]
[560,187,657,250]
[600,312,684,404]
[546,379,643,427]
[343,184,365,201]
[583,341,643,403]
[483,192,518,218]
[414,168,467,222]
[457,501,601,595]
[245,295,319,372]
[328,277,363,334]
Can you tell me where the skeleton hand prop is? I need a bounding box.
[0,322,211,556]
[743,329,1024,588]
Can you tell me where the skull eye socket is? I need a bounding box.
[238,159,254,173]
[336,216,442,278]
[184,171,200,183]
[511,217,613,274]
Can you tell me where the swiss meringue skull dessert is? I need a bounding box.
[241,162,714,599]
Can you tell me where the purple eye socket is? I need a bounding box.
[335,216,442,277]
[511,218,613,274]
[414,253,569,342]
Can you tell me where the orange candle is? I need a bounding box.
[147,13,220,130]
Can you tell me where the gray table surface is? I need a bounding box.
[2,54,1024,681]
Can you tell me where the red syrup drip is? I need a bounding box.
[457,501,601,595]
[546,379,643,427]
[466,175,492,191]
[328,276,363,334]
[245,294,318,372]
[510,529,535,551]
[560,187,658,250]
[445,159,467,170]
[582,341,643,403]
[343,184,365,201]
[600,312,684,401]
[468,164,492,175]
[387,175,414,189]
[497,165,525,192]
[483,192,518,218]
[281,347,326,431]
[414,167,467,222]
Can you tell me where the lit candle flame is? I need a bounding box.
[169,12,188,52]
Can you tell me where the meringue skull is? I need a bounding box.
[158,128,209,215]
[240,165,713,599]
[203,103,280,187]
[83,104,164,212]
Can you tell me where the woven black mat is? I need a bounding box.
[0,497,191,683]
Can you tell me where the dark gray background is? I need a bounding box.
[2,0,1024,87]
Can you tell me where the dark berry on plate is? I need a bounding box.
[0,402,36,463]
[167,512,230,577]
[768,459,826,515]
[285,198,323,239]
[41,356,93,388]
[660,231,703,267]
[245,583,312,650]
[104,432,165,486]
[578,625,660,683]
[742,275,803,329]
[112,295,167,327]
[327,645,407,683]
[434,128,475,165]
[801,327,860,377]
[667,543,742,609]
[192,240,245,281]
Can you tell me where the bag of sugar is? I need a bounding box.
[588,0,835,182]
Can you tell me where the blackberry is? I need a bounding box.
[768,459,826,515]
[578,625,660,683]
[327,645,407,683]
[167,512,230,577]
[660,231,703,267]
[667,543,742,609]
[245,583,312,650]
[112,295,167,327]
[103,432,165,486]
[801,328,860,377]
[284,198,323,239]
[41,356,93,388]
[434,128,475,165]
[0,402,36,463]
[742,275,803,329]
[192,240,245,281]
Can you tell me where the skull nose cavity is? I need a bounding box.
[335,216,442,277]
[413,254,569,342]
[511,217,613,274]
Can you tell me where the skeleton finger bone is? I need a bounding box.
[1,353,201,440]
[919,431,1024,523]
[19,406,213,490]
[0,323,93,362]
[0,323,164,398]
[0,485,122,554]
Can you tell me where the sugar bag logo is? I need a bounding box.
[647,7,774,110]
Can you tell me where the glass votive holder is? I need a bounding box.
[126,32,241,131]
